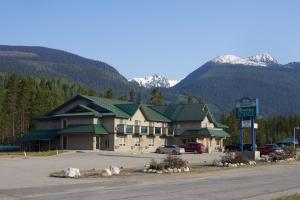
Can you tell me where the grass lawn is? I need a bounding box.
[274,194,300,200]
[0,150,66,158]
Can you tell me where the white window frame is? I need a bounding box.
[120,119,127,125]
[149,122,154,127]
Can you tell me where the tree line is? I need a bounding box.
[0,74,167,144]
[220,110,300,146]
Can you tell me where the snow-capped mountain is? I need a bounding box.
[211,53,278,67]
[129,74,181,88]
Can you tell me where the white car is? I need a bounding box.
[155,145,185,155]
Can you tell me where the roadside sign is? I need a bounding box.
[236,97,259,119]
[242,120,258,129]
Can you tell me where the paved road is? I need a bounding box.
[0,162,299,200]
[0,151,222,189]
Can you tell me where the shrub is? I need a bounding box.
[149,159,163,170]
[162,155,188,169]
[221,152,249,164]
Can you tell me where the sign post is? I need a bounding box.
[236,97,259,159]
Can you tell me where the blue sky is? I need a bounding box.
[1,0,300,79]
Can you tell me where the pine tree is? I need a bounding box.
[118,96,127,101]
[2,74,18,144]
[105,88,114,99]
[187,96,193,104]
[150,87,164,106]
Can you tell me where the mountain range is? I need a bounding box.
[173,53,300,117]
[0,45,300,117]
[0,45,186,103]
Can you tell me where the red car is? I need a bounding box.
[258,144,284,155]
[182,142,206,154]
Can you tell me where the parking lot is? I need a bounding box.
[0,151,222,189]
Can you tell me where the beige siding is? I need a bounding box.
[102,117,115,133]
[36,120,61,130]
[65,134,94,150]
[64,117,94,126]
[113,134,165,153]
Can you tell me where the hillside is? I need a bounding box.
[0,45,187,104]
[174,54,300,117]
[0,45,141,96]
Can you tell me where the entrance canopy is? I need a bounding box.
[20,129,59,142]
[57,124,109,135]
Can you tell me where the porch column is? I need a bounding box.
[92,136,96,151]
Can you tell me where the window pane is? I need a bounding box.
[126,125,133,133]
[141,126,148,133]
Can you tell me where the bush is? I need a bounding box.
[162,155,188,169]
[221,152,249,164]
[149,159,163,170]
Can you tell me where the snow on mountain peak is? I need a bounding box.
[211,53,278,67]
[129,74,181,88]
[247,53,278,65]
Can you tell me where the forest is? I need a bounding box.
[0,73,299,146]
[221,111,300,146]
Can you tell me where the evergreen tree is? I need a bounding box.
[150,87,164,106]
[118,96,127,101]
[187,96,193,104]
[2,74,18,144]
[105,88,114,99]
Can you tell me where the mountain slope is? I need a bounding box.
[174,54,300,117]
[0,45,189,104]
[0,45,139,95]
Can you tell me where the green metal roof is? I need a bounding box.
[141,105,171,122]
[35,112,99,120]
[20,129,59,142]
[115,104,140,116]
[151,104,207,121]
[57,124,109,135]
[181,128,230,138]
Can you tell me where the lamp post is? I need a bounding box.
[294,127,299,150]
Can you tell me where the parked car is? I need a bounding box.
[224,144,241,152]
[243,144,257,151]
[276,142,293,149]
[155,145,185,155]
[181,142,206,153]
[258,144,284,155]
[224,144,257,152]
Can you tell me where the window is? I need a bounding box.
[62,120,67,128]
[216,139,220,145]
[133,137,140,146]
[149,138,154,146]
[120,119,127,124]
[126,125,133,134]
[155,127,161,135]
[119,137,126,146]
[141,126,148,134]
[149,122,154,127]
[135,120,141,126]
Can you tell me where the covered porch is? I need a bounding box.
[175,128,230,153]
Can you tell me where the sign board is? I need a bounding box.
[242,120,258,129]
[236,97,259,119]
